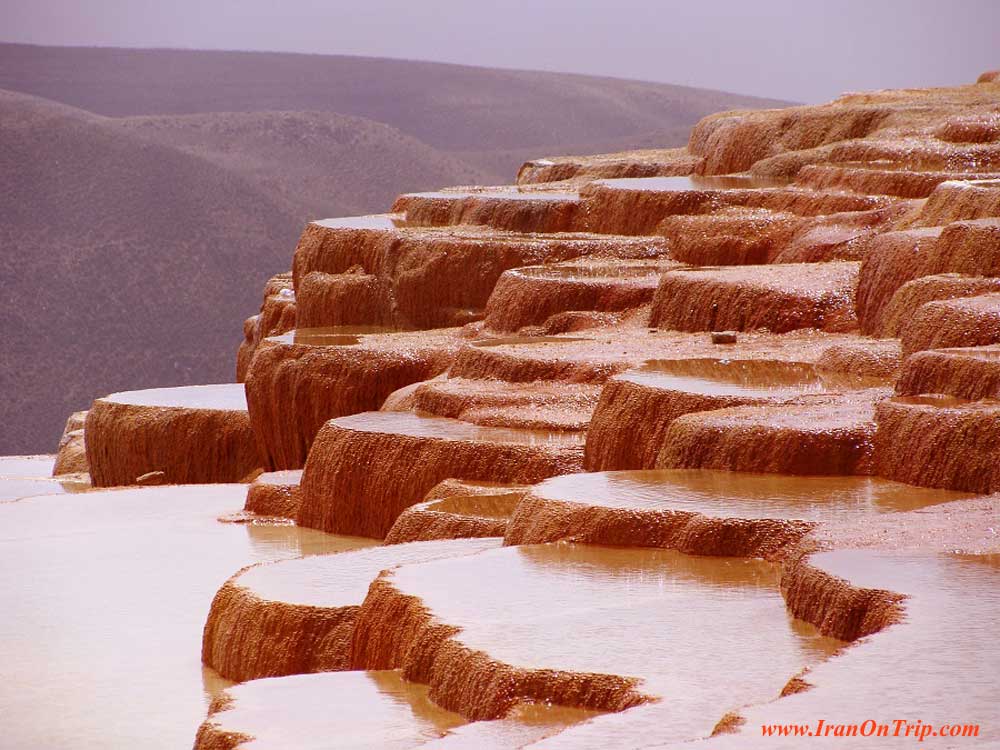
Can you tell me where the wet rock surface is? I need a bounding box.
[6,71,1000,748]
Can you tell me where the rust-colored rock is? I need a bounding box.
[815,340,901,380]
[85,384,261,486]
[292,218,667,329]
[244,470,302,518]
[236,272,297,381]
[53,429,88,476]
[483,260,676,334]
[384,479,527,544]
[392,188,582,233]
[872,395,1000,492]
[201,538,495,682]
[900,293,1000,355]
[584,358,841,471]
[245,328,459,470]
[876,274,1000,338]
[505,471,815,558]
[649,262,859,334]
[296,412,584,538]
[398,376,601,432]
[909,178,1000,227]
[581,176,887,236]
[896,345,1000,400]
[656,395,883,476]
[516,147,703,185]
[779,547,904,642]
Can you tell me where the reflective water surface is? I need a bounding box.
[619,358,884,396]
[266,326,398,347]
[533,469,976,522]
[390,543,842,745]
[337,411,587,446]
[700,550,1000,747]
[596,174,795,192]
[201,670,464,749]
[103,383,248,410]
[0,485,368,750]
[238,538,497,609]
[312,213,408,230]
[0,455,89,502]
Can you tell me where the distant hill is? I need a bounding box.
[0,43,790,169]
[0,44,790,454]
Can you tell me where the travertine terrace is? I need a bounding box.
[6,72,1000,748]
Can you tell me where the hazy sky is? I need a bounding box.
[1,0,998,102]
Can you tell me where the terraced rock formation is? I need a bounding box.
[5,70,1000,748]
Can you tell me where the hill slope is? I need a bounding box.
[0,45,791,453]
[0,43,790,156]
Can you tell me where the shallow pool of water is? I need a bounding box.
[102,383,248,410]
[0,485,370,750]
[618,358,882,397]
[702,550,1000,747]
[532,469,976,522]
[389,543,841,744]
[337,411,586,446]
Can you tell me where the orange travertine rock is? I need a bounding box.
[384,479,527,544]
[580,176,888,236]
[506,469,970,556]
[814,339,901,380]
[52,410,90,477]
[648,262,860,334]
[872,395,1000,493]
[875,273,1000,338]
[292,217,667,330]
[236,272,297,381]
[908,178,1000,227]
[296,411,585,538]
[85,384,261,486]
[348,543,841,738]
[393,376,601,432]
[201,538,496,682]
[899,293,1000,355]
[855,219,1000,334]
[52,429,88,476]
[244,327,459,470]
[516,147,703,185]
[796,163,1000,198]
[482,260,677,333]
[243,470,303,519]
[896,345,1000,400]
[391,188,582,233]
[656,394,885,476]
[584,358,878,471]
[9,67,1000,750]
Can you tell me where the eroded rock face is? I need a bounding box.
[201,538,497,682]
[13,71,1000,750]
[85,385,261,486]
[244,328,460,470]
[296,412,584,538]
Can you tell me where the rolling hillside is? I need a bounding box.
[0,44,789,453]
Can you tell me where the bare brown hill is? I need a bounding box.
[118,111,493,219]
[0,45,789,453]
[0,43,790,171]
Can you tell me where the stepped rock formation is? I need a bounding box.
[201,538,497,682]
[384,480,528,544]
[85,384,261,486]
[7,69,1000,749]
[296,412,585,538]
